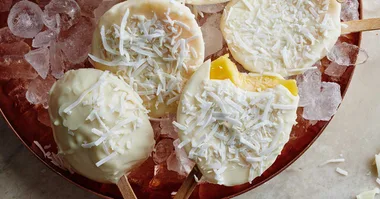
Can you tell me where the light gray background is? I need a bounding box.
[1,1,380,198]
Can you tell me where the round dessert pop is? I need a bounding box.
[221,0,341,76]
[90,0,205,118]
[174,55,299,193]
[48,69,155,198]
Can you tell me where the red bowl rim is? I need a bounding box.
[0,1,363,198]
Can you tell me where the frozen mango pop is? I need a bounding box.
[48,69,155,184]
[175,55,299,186]
[90,0,205,118]
[221,0,341,76]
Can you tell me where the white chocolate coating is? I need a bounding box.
[221,0,341,76]
[48,69,155,183]
[91,0,205,118]
[176,61,299,186]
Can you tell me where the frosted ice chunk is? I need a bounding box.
[166,139,195,176]
[203,13,222,29]
[58,17,95,64]
[202,26,223,58]
[303,82,342,121]
[0,0,13,12]
[43,0,81,32]
[37,109,51,126]
[296,69,322,107]
[49,41,64,79]
[201,13,223,58]
[341,0,359,21]
[24,47,50,79]
[26,76,56,108]
[196,4,225,14]
[325,62,346,77]
[7,0,44,38]
[160,115,179,139]
[150,121,161,141]
[327,42,368,66]
[153,139,174,164]
[32,29,56,48]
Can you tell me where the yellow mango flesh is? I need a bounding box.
[210,55,298,96]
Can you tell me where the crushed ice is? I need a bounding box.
[297,69,343,121]
[153,139,174,164]
[302,82,342,121]
[327,42,368,66]
[43,0,81,32]
[25,47,50,79]
[341,0,359,22]
[7,0,44,38]
[166,139,195,176]
[26,76,56,108]
[201,13,223,58]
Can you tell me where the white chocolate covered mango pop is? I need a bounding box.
[175,55,299,186]
[48,69,155,184]
[90,0,205,118]
[221,0,341,76]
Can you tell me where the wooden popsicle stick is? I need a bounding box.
[117,175,137,199]
[174,166,203,199]
[342,18,380,34]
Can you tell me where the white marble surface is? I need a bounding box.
[1,0,380,198]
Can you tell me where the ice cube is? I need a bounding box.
[195,3,225,14]
[151,121,161,141]
[43,0,81,32]
[303,82,342,121]
[327,42,368,66]
[32,29,56,48]
[201,25,223,58]
[0,0,13,12]
[296,69,322,107]
[0,27,23,43]
[94,0,121,22]
[0,57,38,80]
[58,16,95,64]
[324,62,347,77]
[0,41,31,57]
[153,139,174,164]
[149,163,185,190]
[49,41,64,79]
[77,0,103,18]
[24,47,50,79]
[26,75,56,108]
[341,0,359,21]
[166,139,195,176]
[160,114,179,139]
[37,108,51,126]
[7,0,44,38]
[203,13,222,29]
